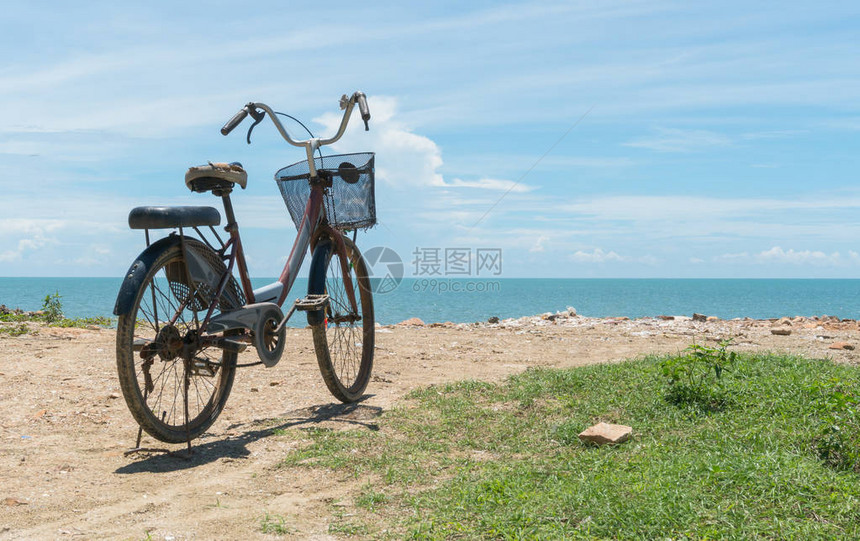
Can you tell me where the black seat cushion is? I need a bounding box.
[128,206,221,230]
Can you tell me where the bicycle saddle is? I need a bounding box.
[185,161,247,193]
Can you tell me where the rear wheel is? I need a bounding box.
[308,237,374,402]
[116,242,237,443]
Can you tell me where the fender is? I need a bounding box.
[114,235,182,316]
[113,235,243,316]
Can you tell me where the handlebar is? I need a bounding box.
[220,104,251,135]
[356,92,370,131]
[220,91,370,177]
[221,91,370,145]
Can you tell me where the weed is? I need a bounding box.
[810,377,860,471]
[260,512,293,535]
[356,484,388,511]
[41,291,63,323]
[661,339,736,412]
[0,292,112,329]
[0,323,30,336]
[52,315,112,328]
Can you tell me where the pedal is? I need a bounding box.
[294,294,329,311]
[191,358,217,377]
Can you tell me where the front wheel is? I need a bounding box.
[308,237,375,402]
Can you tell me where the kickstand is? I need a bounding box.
[182,357,194,457]
[123,372,195,459]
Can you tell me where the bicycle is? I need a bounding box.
[113,91,375,444]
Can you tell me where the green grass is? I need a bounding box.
[260,512,294,535]
[275,352,860,539]
[0,323,30,336]
[0,314,112,333]
[0,291,113,333]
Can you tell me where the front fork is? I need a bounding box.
[315,224,359,316]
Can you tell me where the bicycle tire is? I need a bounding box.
[308,236,375,402]
[116,241,237,443]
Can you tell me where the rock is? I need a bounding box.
[771,328,792,336]
[692,313,708,322]
[397,317,425,326]
[658,315,675,320]
[108,392,120,399]
[565,306,577,317]
[828,342,855,350]
[488,316,500,324]
[578,422,632,445]
[778,317,792,326]
[706,316,720,322]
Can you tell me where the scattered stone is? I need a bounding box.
[488,316,500,324]
[778,317,793,326]
[828,342,855,350]
[658,315,675,320]
[771,328,792,336]
[565,306,577,317]
[3,498,27,506]
[578,422,632,445]
[706,316,720,322]
[32,409,47,419]
[108,393,120,399]
[692,313,708,322]
[397,317,425,327]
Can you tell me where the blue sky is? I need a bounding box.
[1,1,858,278]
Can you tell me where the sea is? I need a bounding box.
[2,277,860,326]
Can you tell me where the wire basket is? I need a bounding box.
[275,152,376,230]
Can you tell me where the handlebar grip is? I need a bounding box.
[221,107,250,136]
[356,92,370,131]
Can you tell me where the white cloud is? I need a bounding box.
[754,246,842,266]
[625,128,731,153]
[569,248,625,263]
[715,252,750,261]
[316,96,444,189]
[441,178,533,192]
[0,227,60,262]
[712,247,860,267]
[530,235,548,253]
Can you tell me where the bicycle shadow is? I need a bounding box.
[114,398,381,474]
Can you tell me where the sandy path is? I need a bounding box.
[1,315,857,539]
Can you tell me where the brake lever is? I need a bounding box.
[245,106,266,145]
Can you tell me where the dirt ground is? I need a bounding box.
[1,313,858,540]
